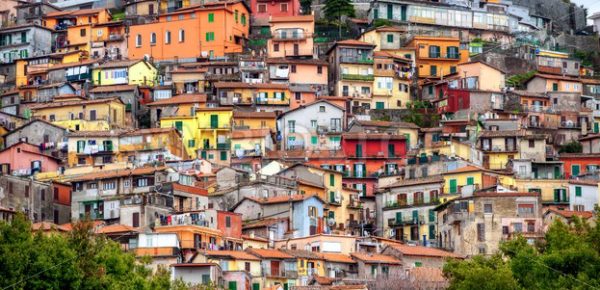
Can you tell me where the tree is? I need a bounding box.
[444,255,521,290]
[558,141,582,153]
[323,0,355,23]
[0,213,172,290]
[300,0,312,15]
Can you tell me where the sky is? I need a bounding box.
[572,0,599,23]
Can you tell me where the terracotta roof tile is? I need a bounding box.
[547,209,594,219]
[382,176,444,189]
[204,250,260,260]
[96,60,143,69]
[29,97,122,110]
[342,132,407,140]
[89,85,138,93]
[319,253,355,264]
[172,183,208,196]
[444,165,484,174]
[335,39,376,47]
[246,248,294,259]
[213,82,288,90]
[147,94,207,106]
[479,130,527,138]
[350,252,401,264]
[231,128,271,139]
[265,150,346,160]
[266,57,327,65]
[312,275,335,285]
[245,194,322,205]
[387,243,461,258]
[269,15,314,23]
[354,119,419,129]
[243,218,288,229]
[31,222,68,231]
[66,166,169,182]
[68,130,128,137]
[280,249,324,260]
[531,73,582,82]
[96,224,138,234]
[233,111,277,118]
[241,234,269,242]
[375,25,406,32]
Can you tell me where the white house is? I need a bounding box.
[568,180,599,211]
[276,99,345,151]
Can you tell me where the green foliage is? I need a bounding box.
[506,70,536,88]
[300,0,312,15]
[401,101,438,128]
[0,214,172,290]
[373,19,392,27]
[323,0,355,22]
[446,220,600,290]
[558,141,582,153]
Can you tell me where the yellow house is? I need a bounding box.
[92,59,157,86]
[230,128,273,157]
[171,65,208,94]
[160,107,232,161]
[537,49,569,59]
[28,97,127,131]
[358,26,405,51]
[514,179,569,203]
[213,82,291,106]
[44,8,112,54]
[232,111,276,131]
[242,234,268,249]
[372,51,412,109]
[406,35,469,79]
[66,130,123,167]
[281,250,326,279]
[200,250,263,289]
[443,166,484,197]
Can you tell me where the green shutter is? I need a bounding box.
[330,174,335,186]
[400,5,407,20]
[208,13,214,22]
[77,140,85,153]
[311,136,318,144]
[554,189,560,202]
[210,115,218,128]
[412,210,418,222]
[387,4,393,19]
[188,139,195,148]
[202,274,210,284]
[553,83,558,91]
[449,179,457,193]
[284,283,288,290]
[572,165,580,177]
[429,209,435,222]
[252,283,260,290]
[387,34,393,43]
[376,102,384,109]
[595,122,599,133]
[576,186,582,197]
[395,212,402,223]
[220,151,227,161]
[330,191,335,203]
[429,225,435,239]
[228,281,237,290]
[404,133,410,150]
[374,8,379,19]
[467,177,474,185]
[356,144,362,157]
[450,66,457,74]
[175,121,183,131]
[388,144,395,157]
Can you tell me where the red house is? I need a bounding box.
[249,0,300,23]
[0,142,61,175]
[217,211,242,249]
[340,133,407,197]
[559,153,600,178]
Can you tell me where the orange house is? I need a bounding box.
[44,8,111,54]
[267,15,314,58]
[127,0,250,62]
[406,35,469,79]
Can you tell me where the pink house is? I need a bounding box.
[250,0,300,24]
[0,142,61,175]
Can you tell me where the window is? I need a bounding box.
[150,32,156,45]
[124,180,130,188]
[288,120,295,133]
[477,223,485,241]
[245,262,251,272]
[225,216,231,227]
[517,204,534,215]
[53,188,59,200]
[387,34,393,43]
[430,65,437,76]
[484,204,493,213]
[528,139,535,148]
[165,31,171,44]
[220,151,227,161]
[447,46,459,58]
[311,120,317,128]
[80,28,86,37]
[136,34,142,47]
[188,139,195,148]
[234,10,238,22]
[513,223,523,233]
[295,92,302,101]
[319,106,326,112]
[575,186,582,197]
[205,32,215,42]
[274,43,279,52]
[257,4,266,13]
[241,14,246,26]
[179,29,185,42]
[291,64,296,73]
[281,3,288,12]
[429,46,440,58]
[103,181,116,190]
[137,178,148,187]
[317,66,322,74]
[208,13,214,22]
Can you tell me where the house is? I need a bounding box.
[118,127,189,164]
[134,233,182,271]
[46,59,99,84]
[27,97,127,131]
[0,175,71,224]
[242,217,290,242]
[568,180,599,212]
[276,99,345,151]
[124,0,160,25]
[319,253,358,282]
[405,35,468,79]
[559,153,600,179]
[267,15,314,58]
[165,182,209,212]
[15,1,60,26]
[536,55,581,77]
[326,40,376,109]
[35,82,76,103]
[92,59,157,86]
[171,263,223,287]
[454,61,506,91]
[230,128,273,171]
[88,85,141,125]
[382,243,461,269]
[66,130,123,167]
[525,73,583,94]
[543,208,595,229]
[43,8,112,54]
[477,130,546,169]
[239,57,267,84]
[436,191,544,257]
[90,20,127,60]
[232,111,276,131]
[281,249,325,286]
[350,252,402,280]
[0,142,61,176]
[0,24,53,63]
[376,176,444,245]
[266,58,328,107]
[170,65,208,94]
[127,1,250,62]
[507,90,558,129]
[232,194,325,238]
[358,26,406,52]
[371,51,412,109]
[245,248,298,289]
[249,0,299,24]
[147,93,207,127]
[213,82,291,109]
[3,118,67,152]
[348,120,419,150]
[199,250,262,290]
[443,166,487,196]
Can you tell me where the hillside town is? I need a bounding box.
[0,0,599,289]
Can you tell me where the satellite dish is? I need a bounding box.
[327,218,336,226]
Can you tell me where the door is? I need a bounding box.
[449,179,457,193]
[228,281,236,290]
[132,212,140,227]
[483,155,490,168]
[270,261,280,276]
[293,44,299,55]
[149,4,154,15]
[595,122,599,133]
[400,5,407,21]
[210,114,218,128]
[97,71,101,85]
[572,165,580,177]
[554,166,561,178]
[466,177,474,185]
[387,4,393,19]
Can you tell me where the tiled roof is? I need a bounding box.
[546,209,594,219]
[246,248,294,259]
[96,60,142,69]
[531,73,582,82]
[581,78,600,85]
[245,194,322,205]
[213,82,288,90]
[444,165,484,174]
[342,132,407,140]
[335,39,376,47]
[478,130,526,138]
[46,59,101,71]
[508,90,547,98]
[319,253,355,264]
[387,243,461,258]
[147,94,207,106]
[233,111,277,118]
[46,8,105,17]
[280,249,324,260]
[96,224,138,234]
[382,176,444,189]
[312,275,335,285]
[204,250,260,261]
[266,58,327,65]
[66,166,168,182]
[29,97,122,110]
[269,15,314,23]
[172,183,208,196]
[350,252,401,264]
[373,51,412,63]
[89,85,138,93]
[409,267,447,283]
[243,218,288,229]
[375,25,406,32]
[31,222,68,232]
[68,130,128,137]
[121,127,179,136]
[473,192,539,198]
[458,60,507,74]
[241,234,268,242]
[265,150,346,159]
[231,128,271,139]
[354,119,419,129]
[568,179,599,186]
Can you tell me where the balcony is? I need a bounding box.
[340,56,373,64]
[341,74,374,81]
[66,73,91,82]
[254,97,289,105]
[522,105,556,114]
[389,215,425,227]
[446,211,469,224]
[283,48,313,57]
[317,126,342,134]
[272,33,308,41]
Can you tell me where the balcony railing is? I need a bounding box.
[341,74,374,81]
[389,215,425,227]
[340,57,373,64]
